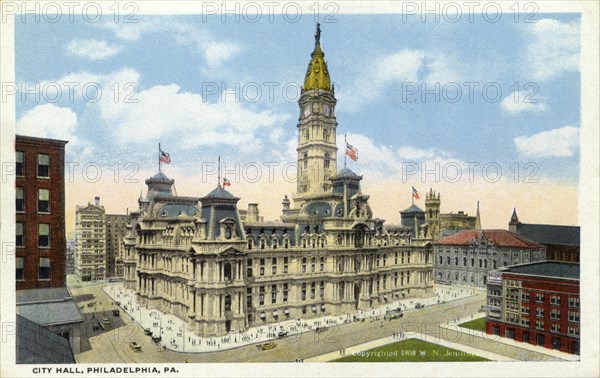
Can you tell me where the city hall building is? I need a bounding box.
[120,25,438,337]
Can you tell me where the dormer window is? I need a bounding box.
[225,226,232,239]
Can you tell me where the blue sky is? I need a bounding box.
[14,11,581,229]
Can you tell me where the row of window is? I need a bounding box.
[438,256,501,269]
[16,152,50,178]
[16,188,51,213]
[15,256,51,281]
[521,292,579,308]
[16,222,51,247]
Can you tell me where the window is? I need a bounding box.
[521,292,530,302]
[470,258,474,267]
[16,222,24,247]
[224,226,232,239]
[535,320,544,330]
[301,283,307,301]
[319,281,324,298]
[271,285,277,304]
[568,311,580,323]
[550,295,561,306]
[569,297,580,308]
[38,223,50,247]
[259,286,265,305]
[320,257,324,271]
[38,189,50,213]
[536,308,544,318]
[283,284,288,303]
[303,153,308,169]
[535,293,545,303]
[463,257,467,266]
[16,188,24,212]
[37,154,49,178]
[439,256,443,265]
[311,257,316,272]
[247,259,253,277]
[16,151,24,176]
[272,265,277,275]
[39,257,50,280]
[16,257,24,281]
[551,324,561,333]
[302,258,307,273]
[520,318,530,327]
[568,327,579,336]
[550,309,561,320]
[324,153,330,169]
[310,282,316,299]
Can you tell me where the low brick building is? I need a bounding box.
[486,261,580,355]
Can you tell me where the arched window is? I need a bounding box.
[324,129,330,142]
[324,153,330,169]
[225,226,232,239]
[303,152,308,169]
[224,262,232,281]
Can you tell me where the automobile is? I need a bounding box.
[152,336,162,343]
[256,341,276,350]
[385,311,404,320]
[144,328,153,336]
[112,309,120,317]
[129,342,142,351]
[277,330,288,338]
[415,303,425,309]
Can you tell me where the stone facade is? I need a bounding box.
[434,229,547,288]
[121,25,435,337]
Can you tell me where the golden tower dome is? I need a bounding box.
[303,23,331,91]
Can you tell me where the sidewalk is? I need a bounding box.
[305,332,517,362]
[440,314,580,362]
[103,283,480,354]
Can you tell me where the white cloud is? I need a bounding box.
[66,39,122,60]
[16,104,78,142]
[514,126,579,158]
[100,19,242,70]
[396,146,449,161]
[500,91,546,114]
[337,50,461,111]
[525,18,580,81]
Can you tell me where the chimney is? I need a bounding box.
[94,196,100,207]
[247,203,259,223]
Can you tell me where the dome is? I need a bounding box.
[204,186,235,199]
[336,167,360,178]
[401,204,424,213]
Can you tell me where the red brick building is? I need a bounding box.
[15,135,68,289]
[486,261,580,355]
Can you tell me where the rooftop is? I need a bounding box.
[436,229,544,249]
[500,261,580,280]
[16,315,75,364]
[401,204,424,213]
[517,223,580,246]
[17,287,84,326]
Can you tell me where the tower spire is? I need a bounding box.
[304,24,331,90]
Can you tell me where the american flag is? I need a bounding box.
[412,186,420,200]
[223,178,231,187]
[345,142,358,161]
[159,150,171,164]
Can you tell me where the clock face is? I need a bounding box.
[312,103,320,113]
[324,105,331,116]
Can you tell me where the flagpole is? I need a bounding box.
[344,134,347,168]
[158,143,161,172]
[218,156,221,188]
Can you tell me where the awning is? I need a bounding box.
[260,312,266,318]
[312,306,317,312]
[321,304,325,309]
[272,310,278,316]
[284,309,290,315]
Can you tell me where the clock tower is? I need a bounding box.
[295,23,338,202]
